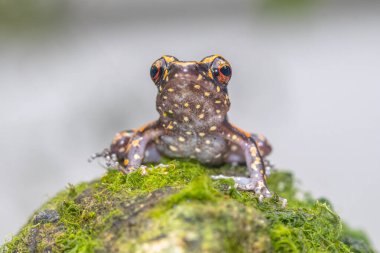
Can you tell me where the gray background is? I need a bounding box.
[1,0,379,249]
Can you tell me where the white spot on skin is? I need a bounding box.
[183,116,189,122]
[186,131,192,135]
[134,154,141,160]
[198,114,204,119]
[209,126,217,131]
[195,148,201,153]
[169,145,178,152]
[131,139,141,147]
[250,146,257,156]
[196,104,201,109]
[199,132,205,137]
[178,136,186,142]
[256,181,265,188]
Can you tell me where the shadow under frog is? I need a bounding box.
[92,55,279,201]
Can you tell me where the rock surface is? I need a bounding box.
[1,160,374,252]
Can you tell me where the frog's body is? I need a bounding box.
[155,60,231,165]
[98,55,273,198]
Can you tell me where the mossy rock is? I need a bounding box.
[1,160,374,253]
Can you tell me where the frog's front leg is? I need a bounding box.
[250,133,272,157]
[119,121,163,173]
[219,122,271,198]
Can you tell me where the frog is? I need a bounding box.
[92,55,275,199]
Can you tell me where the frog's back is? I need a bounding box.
[153,58,231,164]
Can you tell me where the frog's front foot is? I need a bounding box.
[211,175,287,207]
[88,149,129,174]
[212,175,271,197]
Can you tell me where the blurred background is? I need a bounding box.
[0,0,379,249]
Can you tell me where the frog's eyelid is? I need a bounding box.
[200,54,222,64]
[162,55,179,64]
[201,55,231,70]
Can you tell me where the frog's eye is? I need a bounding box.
[211,58,232,85]
[150,56,178,84]
[150,60,164,84]
[150,64,161,83]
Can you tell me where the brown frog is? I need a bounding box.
[93,55,275,199]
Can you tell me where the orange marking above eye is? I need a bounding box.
[201,54,222,64]
[162,55,177,63]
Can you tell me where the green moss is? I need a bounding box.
[150,175,220,217]
[1,160,375,253]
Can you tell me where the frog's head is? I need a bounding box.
[150,55,232,125]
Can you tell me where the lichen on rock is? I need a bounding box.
[1,160,374,253]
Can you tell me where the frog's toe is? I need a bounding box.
[89,148,122,169]
[88,148,110,163]
[211,175,272,197]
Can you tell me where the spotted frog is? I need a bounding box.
[94,55,274,198]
